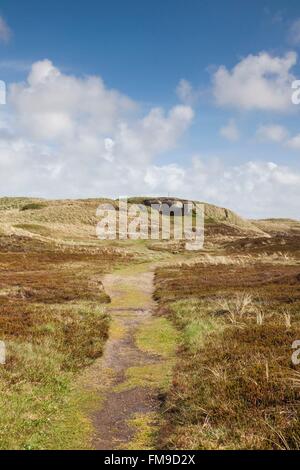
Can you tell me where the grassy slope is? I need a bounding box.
[251,219,300,237]
[128,196,265,236]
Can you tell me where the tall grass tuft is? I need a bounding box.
[216,292,253,323]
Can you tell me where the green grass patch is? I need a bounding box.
[136,317,179,358]
[170,299,223,352]
[0,300,110,449]
[0,340,94,450]
[121,412,159,450]
[109,319,127,341]
[114,362,174,393]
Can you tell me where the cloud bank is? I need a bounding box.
[1,59,300,219]
[256,124,288,143]
[1,59,194,197]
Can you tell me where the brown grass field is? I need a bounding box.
[0,198,137,449]
[154,230,300,449]
[0,196,300,449]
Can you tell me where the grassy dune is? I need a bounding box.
[0,196,299,449]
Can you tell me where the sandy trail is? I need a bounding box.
[90,266,163,450]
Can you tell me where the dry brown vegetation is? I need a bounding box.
[1,196,299,450]
[154,230,300,449]
[0,199,136,449]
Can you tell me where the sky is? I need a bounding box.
[0,0,300,218]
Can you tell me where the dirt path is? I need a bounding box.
[89,264,174,450]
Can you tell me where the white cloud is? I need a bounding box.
[255,124,300,151]
[220,119,239,141]
[0,16,11,43]
[10,59,137,141]
[104,138,115,162]
[288,18,300,46]
[286,133,300,150]
[176,79,199,106]
[1,59,194,198]
[9,60,193,154]
[144,164,185,192]
[138,158,300,219]
[256,124,288,143]
[213,52,297,111]
[2,59,300,219]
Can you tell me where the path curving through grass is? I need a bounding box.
[88,263,179,450]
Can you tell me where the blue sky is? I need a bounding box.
[1,0,299,98]
[0,0,300,218]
